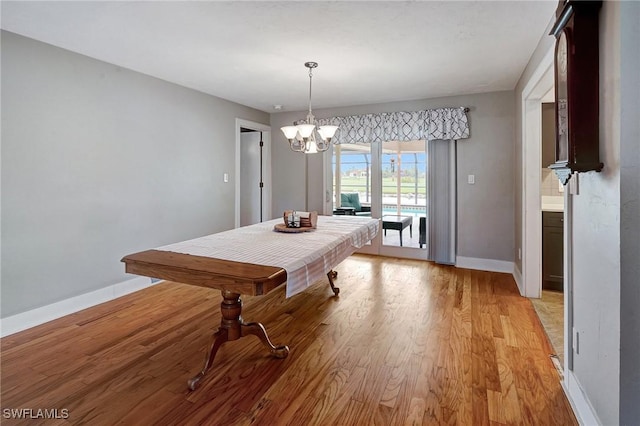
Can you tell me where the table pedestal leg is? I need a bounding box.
[188,290,289,391]
[327,270,340,296]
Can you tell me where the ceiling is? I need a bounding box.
[1,1,557,113]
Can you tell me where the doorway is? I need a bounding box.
[240,129,264,226]
[533,94,566,368]
[235,119,271,228]
[521,46,572,372]
[329,140,429,261]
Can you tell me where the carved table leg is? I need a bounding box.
[241,322,289,358]
[327,270,340,296]
[187,290,288,390]
[188,328,228,391]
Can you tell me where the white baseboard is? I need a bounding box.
[513,264,524,294]
[455,256,515,274]
[0,276,159,338]
[563,369,601,426]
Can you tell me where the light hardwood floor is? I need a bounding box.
[1,255,576,425]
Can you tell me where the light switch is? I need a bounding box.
[223,173,229,183]
[467,174,475,184]
[569,173,579,195]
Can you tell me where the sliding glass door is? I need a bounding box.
[331,140,428,259]
[380,140,427,250]
[332,143,372,215]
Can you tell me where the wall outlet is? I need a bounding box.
[467,174,475,184]
[223,172,229,183]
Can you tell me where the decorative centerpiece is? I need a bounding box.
[273,210,318,233]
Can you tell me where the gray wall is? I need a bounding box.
[618,1,639,423]
[514,1,640,423]
[1,31,269,317]
[271,91,516,263]
[571,3,621,422]
[270,112,308,219]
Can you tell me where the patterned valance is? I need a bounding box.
[315,107,469,144]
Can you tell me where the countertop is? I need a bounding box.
[541,195,564,212]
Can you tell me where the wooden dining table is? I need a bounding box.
[121,216,379,390]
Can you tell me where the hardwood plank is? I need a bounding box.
[1,255,577,425]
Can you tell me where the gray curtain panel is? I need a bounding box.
[428,139,457,264]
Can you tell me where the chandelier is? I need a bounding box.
[281,62,338,154]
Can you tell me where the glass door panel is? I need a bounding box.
[332,144,372,216]
[381,140,427,249]
[330,140,428,258]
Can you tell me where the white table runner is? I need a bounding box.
[158,216,380,297]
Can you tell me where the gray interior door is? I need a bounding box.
[240,130,263,226]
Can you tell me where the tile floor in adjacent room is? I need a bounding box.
[531,289,565,367]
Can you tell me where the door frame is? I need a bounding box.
[235,119,272,228]
[521,46,554,299]
[323,141,430,260]
[521,45,574,371]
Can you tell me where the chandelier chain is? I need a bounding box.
[308,68,313,117]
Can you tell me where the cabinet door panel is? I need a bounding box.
[543,212,564,291]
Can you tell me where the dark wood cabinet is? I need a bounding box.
[543,211,564,291]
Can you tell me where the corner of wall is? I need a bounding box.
[455,256,515,275]
[512,263,524,294]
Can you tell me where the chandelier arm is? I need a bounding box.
[316,141,330,152]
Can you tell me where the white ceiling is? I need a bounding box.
[1,1,557,113]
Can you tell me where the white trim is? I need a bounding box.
[322,145,333,216]
[521,45,555,299]
[564,188,574,370]
[522,99,544,299]
[0,276,158,337]
[522,47,555,98]
[455,256,515,274]
[235,119,272,228]
[563,369,601,426]
[513,263,524,294]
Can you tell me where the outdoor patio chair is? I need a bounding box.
[340,193,371,216]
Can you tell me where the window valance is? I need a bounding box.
[314,107,470,144]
